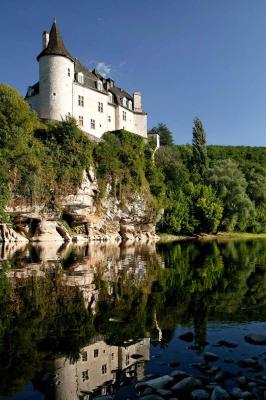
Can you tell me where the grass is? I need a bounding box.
[158,231,266,243]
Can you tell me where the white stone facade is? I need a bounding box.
[26,22,148,139]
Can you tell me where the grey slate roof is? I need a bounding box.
[37,22,74,62]
[25,82,39,98]
[74,60,108,93]
[30,21,140,109]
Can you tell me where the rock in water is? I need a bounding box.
[170,370,189,380]
[191,389,209,399]
[172,377,202,392]
[245,334,266,345]
[215,340,237,348]
[211,387,230,400]
[145,375,174,389]
[178,331,194,342]
[204,352,219,362]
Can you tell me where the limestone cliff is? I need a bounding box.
[2,168,159,243]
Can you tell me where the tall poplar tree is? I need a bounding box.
[192,117,208,180]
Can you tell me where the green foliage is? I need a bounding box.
[93,129,163,218]
[193,184,223,233]
[208,159,255,231]
[35,118,95,195]
[93,130,147,195]
[192,117,208,180]
[149,122,174,146]
[157,190,190,234]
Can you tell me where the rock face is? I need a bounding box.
[0,224,28,243]
[31,221,71,242]
[3,168,159,243]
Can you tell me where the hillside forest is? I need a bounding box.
[0,83,266,235]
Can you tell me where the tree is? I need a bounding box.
[149,123,174,146]
[193,184,223,233]
[192,117,208,180]
[155,146,189,191]
[208,159,255,231]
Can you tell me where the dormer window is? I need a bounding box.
[122,97,127,107]
[128,100,132,110]
[97,80,103,91]
[77,72,84,85]
[108,92,113,103]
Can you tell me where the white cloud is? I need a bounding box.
[96,62,111,78]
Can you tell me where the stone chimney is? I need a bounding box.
[42,31,49,49]
[106,78,114,90]
[133,91,142,112]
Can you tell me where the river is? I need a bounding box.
[0,239,265,399]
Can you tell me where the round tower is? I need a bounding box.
[37,21,75,121]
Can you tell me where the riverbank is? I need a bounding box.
[158,232,266,243]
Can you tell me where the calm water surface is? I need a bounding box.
[0,239,265,399]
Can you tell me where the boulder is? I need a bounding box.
[170,370,189,380]
[145,375,174,389]
[245,334,266,345]
[211,387,230,400]
[191,389,209,399]
[179,331,194,342]
[215,340,237,348]
[172,377,202,392]
[204,352,219,362]
[31,220,71,242]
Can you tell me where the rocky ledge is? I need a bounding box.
[2,168,159,244]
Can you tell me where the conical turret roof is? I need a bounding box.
[37,21,74,62]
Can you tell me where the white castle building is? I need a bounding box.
[26,21,147,139]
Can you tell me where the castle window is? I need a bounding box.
[102,364,107,374]
[94,349,99,357]
[82,370,89,381]
[81,351,87,362]
[123,111,127,121]
[128,100,132,110]
[78,116,84,126]
[68,68,71,77]
[98,102,103,113]
[126,354,130,365]
[108,116,111,123]
[122,97,127,107]
[97,80,103,91]
[78,95,84,107]
[108,92,113,103]
[77,72,84,85]
[91,119,96,129]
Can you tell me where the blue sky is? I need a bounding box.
[0,0,266,146]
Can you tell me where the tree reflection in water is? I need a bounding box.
[0,239,265,398]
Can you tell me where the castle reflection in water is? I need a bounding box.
[53,336,149,400]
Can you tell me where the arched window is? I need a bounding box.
[128,100,132,110]
[108,92,113,103]
[97,80,103,91]
[77,72,84,85]
[122,97,127,107]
